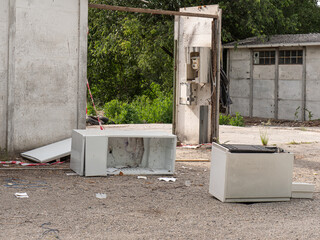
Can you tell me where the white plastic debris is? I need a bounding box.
[96,193,107,199]
[15,193,29,198]
[181,145,200,149]
[21,138,71,163]
[66,172,78,176]
[138,176,147,180]
[158,177,176,182]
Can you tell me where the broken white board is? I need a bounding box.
[21,138,71,163]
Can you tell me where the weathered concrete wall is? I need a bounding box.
[228,49,251,116]
[0,1,9,150]
[228,46,320,121]
[306,46,320,120]
[252,64,275,119]
[278,64,303,120]
[175,5,221,144]
[1,0,88,152]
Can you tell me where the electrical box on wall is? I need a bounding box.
[186,47,211,84]
[179,82,197,105]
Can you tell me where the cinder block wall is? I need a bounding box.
[0,0,88,152]
[228,46,320,121]
[228,49,251,116]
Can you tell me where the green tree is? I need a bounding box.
[88,0,320,107]
[88,0,175,105]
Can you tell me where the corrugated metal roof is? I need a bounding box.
[224,33,320,48]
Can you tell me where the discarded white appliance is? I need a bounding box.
[70,129,176,176]
[291,182,315,199]
[209,143,294,202]
[21,138,71,163]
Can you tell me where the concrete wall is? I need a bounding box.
[228,49,251,116]
[175,6,221,144]
[0,1,9,150]
[252,64,276,119]
[306,46,320,120]
[0,0,88,152]
[278,64,303,120]
[228,46,320,121]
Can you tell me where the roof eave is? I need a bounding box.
[223,42,320,49]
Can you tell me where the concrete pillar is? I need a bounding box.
[3,0,88,152]
[0,0,9,150]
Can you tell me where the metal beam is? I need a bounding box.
[89,4,218,19]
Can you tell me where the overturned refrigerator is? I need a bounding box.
[70,129,176,176]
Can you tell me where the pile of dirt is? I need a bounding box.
[244,117,320,127]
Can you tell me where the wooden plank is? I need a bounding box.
[88,3,218,19]
[172,39,178,135]
[215,16,221,140]
[211,19,218,142]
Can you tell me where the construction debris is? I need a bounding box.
[21,138,71,163]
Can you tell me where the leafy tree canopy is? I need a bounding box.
[88,0,320,105]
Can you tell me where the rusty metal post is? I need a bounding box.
[89,4,218,19]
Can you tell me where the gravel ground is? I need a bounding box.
[1,124,320,240]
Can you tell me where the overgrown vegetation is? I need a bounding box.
[104,83,173,124]
[305,108,313,121]
[88,0,320,123]
[219,112,244,127]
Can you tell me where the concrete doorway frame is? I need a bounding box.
[88,3,220,142]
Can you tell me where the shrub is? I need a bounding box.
[219,114,231,125]
[103,83,173,124]
[104,99,141,124]
[219,112,244,127]
[86,103,95,116]
[229,112,244,127]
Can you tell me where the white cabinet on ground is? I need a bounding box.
[209,143,294,202]
[70,129,176,176]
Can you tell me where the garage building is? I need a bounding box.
[224,33,320,121]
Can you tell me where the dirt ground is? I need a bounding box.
[1,123,320,240]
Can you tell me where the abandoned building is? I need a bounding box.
[224,33,320,121]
